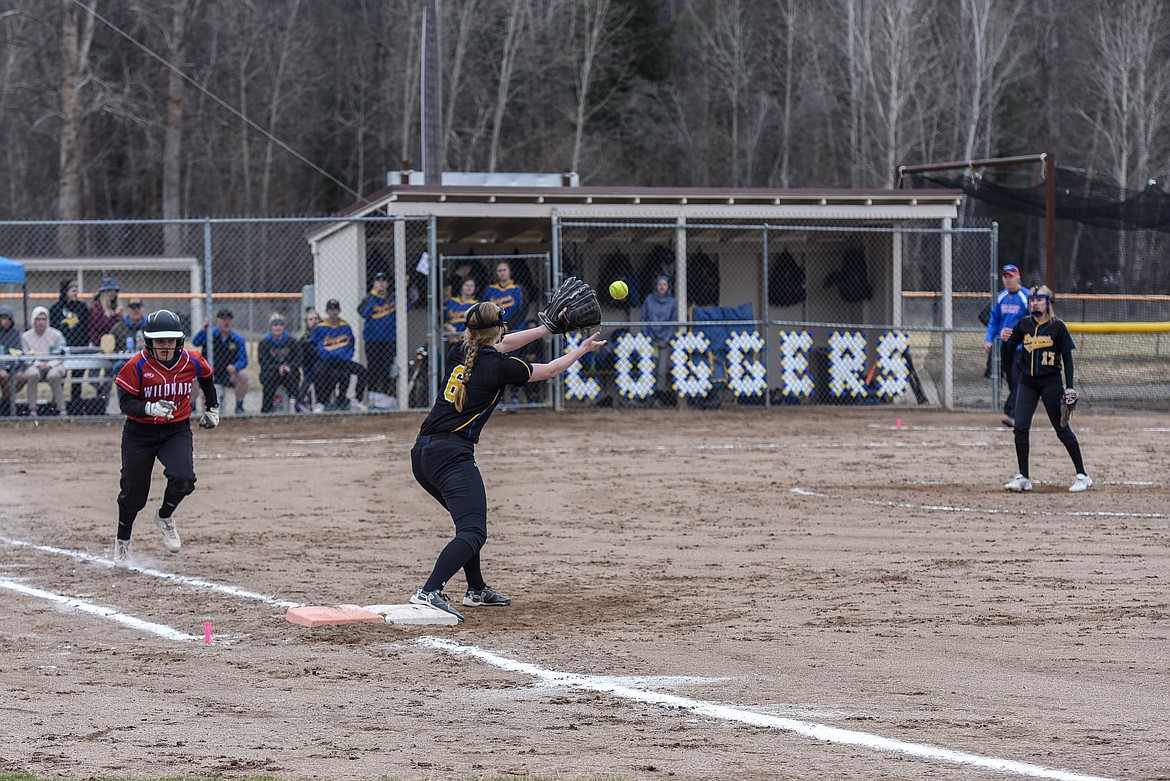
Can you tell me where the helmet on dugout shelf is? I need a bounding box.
[144,309,184,364]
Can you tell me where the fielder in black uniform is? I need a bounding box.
[410,301,605,621]
[112,310,221,567]
[1002,286,1092,493]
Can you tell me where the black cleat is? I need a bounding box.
[463,586,512,607]
[410,588,465,622]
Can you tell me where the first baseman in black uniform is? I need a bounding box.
[112,310,221,567]
[1002,285,1092,493]
[410,300,605,621]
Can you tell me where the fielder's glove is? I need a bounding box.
[199,406,220,430]
[1060,388,1078,428]
[144,400,177,419]
[538,276,602,334]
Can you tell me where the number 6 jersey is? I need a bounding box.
[418,344,532,443]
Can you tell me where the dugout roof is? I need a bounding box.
[308,184,962,245]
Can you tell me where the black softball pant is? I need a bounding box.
[411,434,488,593]
[1001,343,1023,417]
[1012,377,1085,479]
[366,340,396,395]
[313,359,367,406]
[117,419,196,540]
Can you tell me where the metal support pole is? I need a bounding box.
[1044,153,1056,290]
[941,217,954,410]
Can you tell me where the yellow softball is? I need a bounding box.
[609,280,629,300]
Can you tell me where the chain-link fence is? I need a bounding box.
[554,219,998,412]
[11,214,1160,418]
[0,216,431,417]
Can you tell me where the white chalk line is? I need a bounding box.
[789,487,1164,519]
[0,578,199,643]
[475,440,1012,458]
[419,637,1115,781]
[1,537,304,609]
[237,434,387,445]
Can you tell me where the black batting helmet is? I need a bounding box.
[144,309,184,364]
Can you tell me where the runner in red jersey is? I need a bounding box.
[111,310,220,567]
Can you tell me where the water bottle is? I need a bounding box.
[126,334,135,352]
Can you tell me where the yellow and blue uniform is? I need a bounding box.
[445,295,477,336]
[360,289,397,396]
[308,319,366,408]
[484,281,525,330]
[1004,312,1085,478]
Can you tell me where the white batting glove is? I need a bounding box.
[144,400,177,419]
[1063,388,1078,405]
[199,406,220,430]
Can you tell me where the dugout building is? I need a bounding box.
[306,176,979,409]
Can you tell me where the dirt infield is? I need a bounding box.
[1,408,1167,781]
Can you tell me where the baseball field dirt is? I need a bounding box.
[1,408,1167,780]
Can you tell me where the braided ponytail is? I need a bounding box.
[453,302,504,412]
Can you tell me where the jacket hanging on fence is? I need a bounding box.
[769,250,806,307]
[823,243,873,303]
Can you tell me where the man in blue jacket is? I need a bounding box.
[192,308,249,414]
[984,263,1029,426]
[359,272,397,410]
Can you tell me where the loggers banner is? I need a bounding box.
[563,329,921,404]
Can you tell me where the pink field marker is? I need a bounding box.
[203,621,212,645]
[896,418,902,429]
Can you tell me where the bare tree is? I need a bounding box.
[58,0,96,253]
[487,0,527,172]
[693,0,757,186]
[1078,0,1170,289]
[441,0,481,171]
[847,0,942,187]
[958,0,1026,164]
[562,0,633,172]
[157,0,204,253]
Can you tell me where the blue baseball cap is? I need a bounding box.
[1001,264,1020,277]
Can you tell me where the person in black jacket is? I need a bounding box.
[48,278,91,406]
[258,313,300,413]
[1002,286,1092,494]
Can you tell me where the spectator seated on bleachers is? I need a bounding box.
[21,306,67,417]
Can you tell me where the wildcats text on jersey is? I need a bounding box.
[141,381,193,399]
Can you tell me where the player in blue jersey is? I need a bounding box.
[307,299,367,411]
[409,301,604,621]
[1002,286,1091,494]
[484,260,526,330]
[359,272,396,410]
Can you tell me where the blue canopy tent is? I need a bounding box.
[0,256,28,326]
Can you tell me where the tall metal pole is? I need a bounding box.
[420,0,443,185]
[1044,153,1056,290]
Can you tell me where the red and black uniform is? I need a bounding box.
[412,344,532,593]
[113,349,216,540]
[1004,315,1085,478]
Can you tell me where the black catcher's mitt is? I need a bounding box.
[539,276,601,334]
[1060,388,1078,428]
